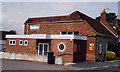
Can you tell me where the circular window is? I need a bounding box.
[58,43,65,51]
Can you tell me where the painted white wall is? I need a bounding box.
[0,52,63,65]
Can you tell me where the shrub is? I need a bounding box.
[105,51,116,61]
[107,42,120,57]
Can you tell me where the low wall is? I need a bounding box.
[0,52,63,65]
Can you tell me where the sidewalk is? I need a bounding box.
[63,61,119,70]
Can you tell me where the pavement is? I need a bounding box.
[68,61,119,70]
[1,59,120,71]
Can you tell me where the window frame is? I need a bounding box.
[38,43,49,55]
[9,40,13,45]
[24,40,28,46]
[9,40,16,45]
[74,31,80,35]
[60,31,80,35]
[58,43,65,52]
[30,24,39,30]
[98,42,102,54]
[68,31,73,35]
[19,40,23,45]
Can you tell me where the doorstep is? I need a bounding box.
[64,62,76,66]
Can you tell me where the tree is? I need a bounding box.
[96,13,118,23]
[9,30,17,35]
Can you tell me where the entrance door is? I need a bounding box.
[38,43,49,55]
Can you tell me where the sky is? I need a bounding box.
[1,1,119,34]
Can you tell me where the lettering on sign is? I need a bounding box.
[89,43,94,50]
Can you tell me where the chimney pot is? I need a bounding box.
[100,9,106,22]
[102,9,106,13]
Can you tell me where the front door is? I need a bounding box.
[38,43,49,55]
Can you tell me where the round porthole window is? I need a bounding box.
[58,43,65,51]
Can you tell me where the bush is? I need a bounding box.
[105,51,116,61]
[107,42,120,57]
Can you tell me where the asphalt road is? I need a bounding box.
[72,61,119,71]
[1,59,120,71]
[1,59,68,70]
[91,66,119,70]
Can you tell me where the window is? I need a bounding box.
[98,42,102,54]
[61,32,67,35]
[106,43,108,51]
[9,40,16,45]
[60,31,80,35]
[58,43,65,51]
[30,25,39,30]
[19,40,23,45]
[9,41,12,45]
[38,43,49,55]
[74,31,80,35]
[68,32,73,34]
[24,40,28,46]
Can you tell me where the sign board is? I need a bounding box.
[89,43,94,50]
[74,44,77,52]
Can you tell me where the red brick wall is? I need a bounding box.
[24,21,96,36]
[50,39,74,63]
[6,39,37,54]
[86,37,96,61]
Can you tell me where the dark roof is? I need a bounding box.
[25,11,117,38]
[24,11,82,24]
[75,11,116,37]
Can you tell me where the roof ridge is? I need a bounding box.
[28,15,69,19]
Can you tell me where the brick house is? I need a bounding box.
[6,9,119,63]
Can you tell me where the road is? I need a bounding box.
[92,66,119,70]
[1,59,119,71]
[1,59,69,70]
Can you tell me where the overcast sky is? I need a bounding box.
[1,2,119,34]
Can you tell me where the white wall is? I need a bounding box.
[0,52,63,65]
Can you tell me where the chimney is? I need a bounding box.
[100,9,106,23]
[115,20,119,28]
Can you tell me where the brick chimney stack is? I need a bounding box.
[100,9,106,23]
[100,9,118,38]
[115,20,119,28]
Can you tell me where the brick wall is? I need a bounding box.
[86,37,96,61]
[24,21,96,36]
[6,39,37,54]
[50,39,74,63]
